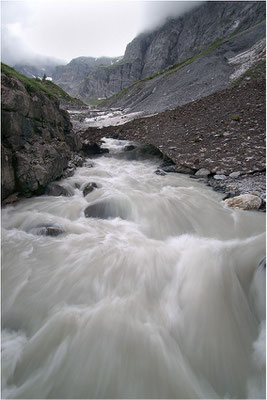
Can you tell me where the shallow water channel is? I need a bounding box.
[2,138,266,399]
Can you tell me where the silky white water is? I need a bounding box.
[2,138,266,399]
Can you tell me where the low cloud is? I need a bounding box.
[1,1,66,67]
[141,1,203,32]
[1,25,66,67]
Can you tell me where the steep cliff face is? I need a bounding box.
[124,1,265,78]
[52,56,120,100]
[100,21,266,113]
[1,67,81,202]
[53,1,265,103]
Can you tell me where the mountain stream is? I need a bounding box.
[2,138,266,399]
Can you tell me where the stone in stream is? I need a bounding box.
[45,183,72,197]
[124,145,136,152]
[83,182,98,197]
[155,169,166,176]
[82,142,109,155]
[30,223,65,237]
[161,165,177,173]
[84,200,128,220]
[224,194,262,210]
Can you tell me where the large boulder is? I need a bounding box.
[224,194,262,210]
[1,70,81,201]
[45,183,72,197]
[84,199,128,220]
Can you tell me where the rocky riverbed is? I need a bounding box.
[78,77,266,209]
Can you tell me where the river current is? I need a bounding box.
[2,138,266,399]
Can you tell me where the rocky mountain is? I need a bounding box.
[100,21,265,114]
[1,64,82,203]
[53,1,265,104]
[52,56,121,103]
[13,63,58,80]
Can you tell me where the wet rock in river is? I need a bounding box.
[155,169,166,176]
[30,223,65,237]
[45,183,72,197]
[83,182,98,197]
[84,200,128,220]
[161,165,177,173]
[124,145,136,152]
[82,142,109,155]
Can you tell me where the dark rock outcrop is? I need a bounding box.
[1,70,81,202]
[81,141,109,156]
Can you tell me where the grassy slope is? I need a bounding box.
[1,63,84,105]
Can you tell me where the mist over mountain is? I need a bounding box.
[140,1,202,32]
[6,1,266,110]
[47,1,265,106]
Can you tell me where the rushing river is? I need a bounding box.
[2,138,266,399]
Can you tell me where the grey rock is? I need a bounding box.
[214,174,227,180]
[32,224,65,237]
[1,146,16,200]
[161,165,177,173]
[229,171,241,179]
[124,145,136,152]
[1,71,81,201]
[195,168,211,177]
[72,155,84,167]
[84,200,128,220]
[46,183,71,197]
[155,169,166,176]
[176,164,195,174]
[224,194,262,210]
[83,182,98,197]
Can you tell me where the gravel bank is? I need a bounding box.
[80,77,266,205]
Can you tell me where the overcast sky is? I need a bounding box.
[1,0,201,66]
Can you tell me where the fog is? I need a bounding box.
[1,1,203,67]
[141,1,201,32]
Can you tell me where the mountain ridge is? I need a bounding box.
[12,1,265,106]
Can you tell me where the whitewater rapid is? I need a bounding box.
[2,138,266,399]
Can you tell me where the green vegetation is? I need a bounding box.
[87,96,105,106]
[1,63,84,105]
[231,114,241,122]
[1,63,56,97]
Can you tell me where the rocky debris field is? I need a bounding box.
[80,77,266,209]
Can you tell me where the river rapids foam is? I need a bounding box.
[2,138,266,399]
